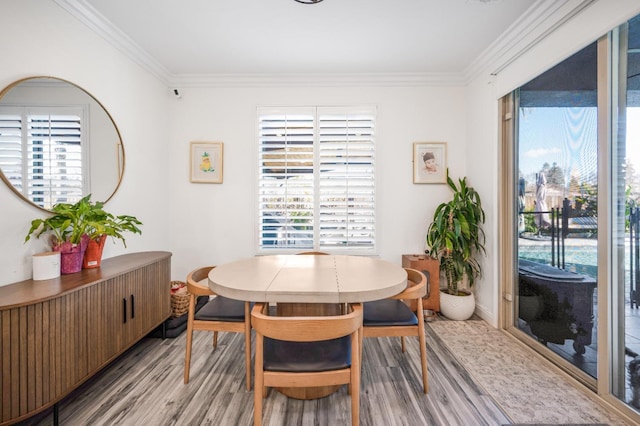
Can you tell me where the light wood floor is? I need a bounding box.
[23,320,512,426]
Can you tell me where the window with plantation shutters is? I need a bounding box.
[0,106,85,209]
[257,106,376,253]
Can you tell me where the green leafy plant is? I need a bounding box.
[25,194,142,248]
[425,172,486,295]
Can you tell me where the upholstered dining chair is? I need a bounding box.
[361,267,428,393]
[251,302,363,426]
[183,266,252,390]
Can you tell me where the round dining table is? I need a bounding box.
[208,254,408,400]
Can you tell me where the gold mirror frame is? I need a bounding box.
[0,76,124,212]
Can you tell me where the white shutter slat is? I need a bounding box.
[258,107,375,252]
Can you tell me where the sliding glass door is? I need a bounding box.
[506,13,640,416]
[612,14,640,410]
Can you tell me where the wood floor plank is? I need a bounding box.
[24,321,512,426]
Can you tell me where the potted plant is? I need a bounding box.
[25,195,142,273]
[81,203,142,269]
[425,172,486,320]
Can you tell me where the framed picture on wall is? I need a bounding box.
[413,142,447,184]
[190,141,223,183]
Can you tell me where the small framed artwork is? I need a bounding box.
[413,142,447,184]
[190,141,223,183]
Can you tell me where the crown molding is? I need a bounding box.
[55,0,595,89]
[168,72,467,88]
[463,0,596,83]
[53,0,173,84]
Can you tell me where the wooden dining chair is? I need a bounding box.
[183,266,252,390]
[361,267,428,393]
[251,302,363,426]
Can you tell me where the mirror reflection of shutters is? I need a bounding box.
[27,108,84,207]
[0,105,84,208]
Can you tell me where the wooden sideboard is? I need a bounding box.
[0,251,172,425]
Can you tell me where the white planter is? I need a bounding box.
[440,289,475,320]
[32,251,61,280]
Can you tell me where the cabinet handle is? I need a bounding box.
[131,294,135,319]
[123,298,127,324]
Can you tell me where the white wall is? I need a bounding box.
[0,0,170,286]
[166,85,467,281]
[0,1,469,292]
[464,75,500,325]
[162,0,640,327]
[9,0,633,327]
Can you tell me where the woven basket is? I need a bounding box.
[170,280,191,317]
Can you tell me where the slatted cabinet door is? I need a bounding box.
[0,290,89,423]
[116,257,171,354]
[86,276,124,373]
[86,256,172,371]
[130,258,171,343]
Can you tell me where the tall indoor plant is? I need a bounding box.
[425,172,486,320]
[25,194,142,273]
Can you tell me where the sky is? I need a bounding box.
[518,107,597,185]
[518,107,640,187]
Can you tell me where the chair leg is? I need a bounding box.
[358,325,363,366]
[417,310,428,393]
[184,325,193,384]
[254,335,264,426]
[351,331,360,426]
[213,331,218,349]
[244,302,252,391]
[401,336,406,353]
[184,295,196,384]
[254,382,263,426]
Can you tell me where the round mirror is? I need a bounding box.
[0,76,124,211]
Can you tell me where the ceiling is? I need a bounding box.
[69,0,537,82]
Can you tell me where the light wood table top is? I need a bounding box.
[208,254,407,303]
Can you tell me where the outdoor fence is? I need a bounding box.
[521,200,640,309]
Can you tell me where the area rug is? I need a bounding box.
[428,319,629,425]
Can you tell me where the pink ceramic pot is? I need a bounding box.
[54,235,89,274]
